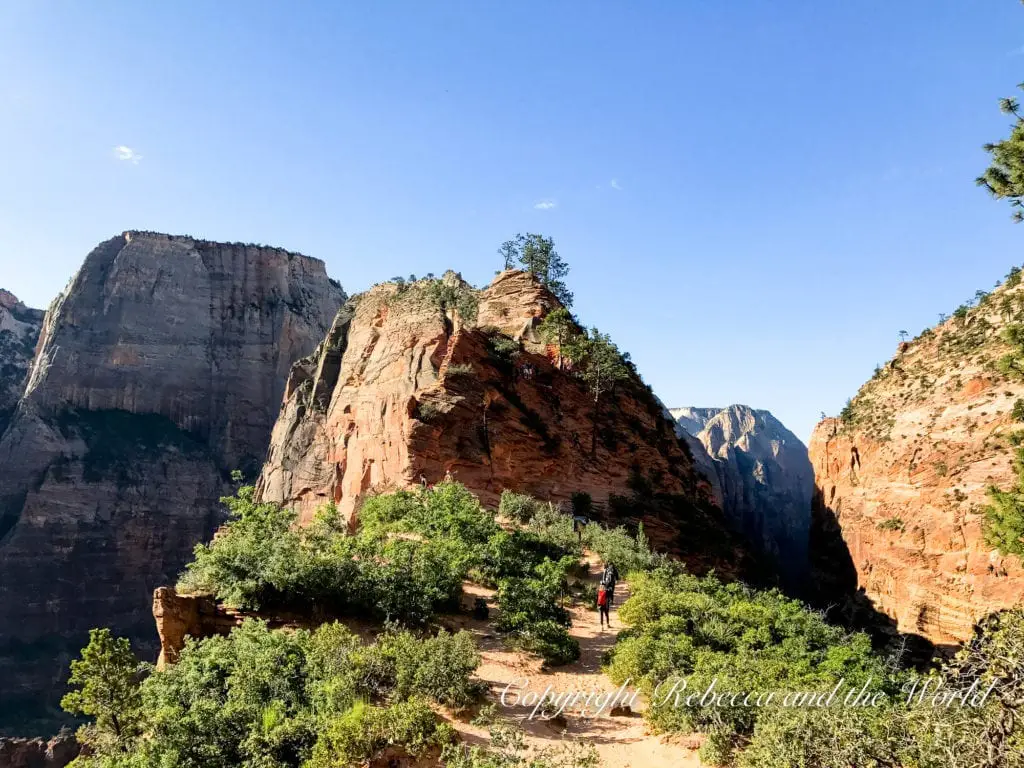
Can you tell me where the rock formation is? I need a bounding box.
[809,273,1024,647]
[672,405,813,583]
[0,232,344,733]
[0,733,78,768]
[256,270,753,575]
[0,290,44,435]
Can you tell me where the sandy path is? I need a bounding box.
[442,559,703,768]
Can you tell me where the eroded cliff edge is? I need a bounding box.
[809,273,1024,647]
[256,270,753,574]
[0,232,344,732]
[0,290,44,435]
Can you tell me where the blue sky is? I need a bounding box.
[2,1,1023,441]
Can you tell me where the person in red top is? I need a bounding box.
[597,583,611,629]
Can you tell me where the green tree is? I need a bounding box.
[984,445,1024,558]
[498,234,573,307]
[536,308,579,370]
[978,85,1024,221]
[565,327,631,403]
[61,628,146,757]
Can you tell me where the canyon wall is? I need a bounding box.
[0,232,344,733]
[672,405,813,583]
[809,275,1024,647]
[0,290,44,434]
[257,270,754,575]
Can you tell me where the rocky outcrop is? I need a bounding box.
[0,734,78,768]
[0,290,44,434]
[672,405,813,583]
[152,587,240,667]
[0,232,344,732]
[257,270,752,575]
[809,274,1024,647]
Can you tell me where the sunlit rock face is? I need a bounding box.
[672,405,813,583]
[0,232,344,732]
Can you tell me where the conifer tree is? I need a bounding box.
[978,85,1024,221]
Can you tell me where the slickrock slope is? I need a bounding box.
[672,405,813,582]
[0,232,344,732]
[0,290,44,434]
[809,274,1024,647]
[257,270,750,574]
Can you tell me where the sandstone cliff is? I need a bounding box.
[257,270,751,574]
[0,232,344,733]
[0,733,78,768]
[672,405,813,583]
[809,273,1024,647]
[0,290,44,435]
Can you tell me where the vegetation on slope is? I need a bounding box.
[63,483,662,765]
[606,568,1024,767]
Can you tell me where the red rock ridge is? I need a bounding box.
[809,285,1024,645]
[256,270,741,570]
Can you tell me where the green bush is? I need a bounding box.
[876,517,905,532]
[498,489,542,523]
[582,521,656,576]
[355,627,481,710]
[605,567,894,763]
[984,445,1024,558]
[179,482,488,624]
[307,698,455,768]
[63,619,479,767]
[1013,398,1024,422]
[494,557,580,666]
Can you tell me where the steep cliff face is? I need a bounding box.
[257,270,750,574]
[671,405,813,582]
[0,290,44,434]
[809,274,1024,647]
[0,232,344,733]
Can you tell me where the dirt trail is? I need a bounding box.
[445,558,703,768]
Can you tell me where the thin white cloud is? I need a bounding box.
[534,200,557,210]
[114,145,142,164]
[610,179,622,190]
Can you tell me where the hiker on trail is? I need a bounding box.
[572,515,588,544]
[600,562,619,608]
[598,582,611,629]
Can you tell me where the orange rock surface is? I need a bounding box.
[809,283,1024,646]
[257,270,744,570]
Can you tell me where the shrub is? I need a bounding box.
[605,568,894,763]
[487,333,521,363]
[494,557,580,665]
[356,627,481,710]
[498,489,542,523]
[1013,398,1024,422]
[582,521,656,576]
[984,445,1024,559]
[63,619,479,767]
[876,517,905,532]
[307,698,455,768]
[179,483,488,624]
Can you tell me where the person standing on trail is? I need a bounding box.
[600,562,619,608]
[597,582,611,629]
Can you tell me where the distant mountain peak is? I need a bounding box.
[671,404,813,584]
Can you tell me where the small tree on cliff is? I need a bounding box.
[537,308,579,370]
[978,84,1024,221]
[565,327,631,404]
[62,628,146,756]
[498,233,573,307]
